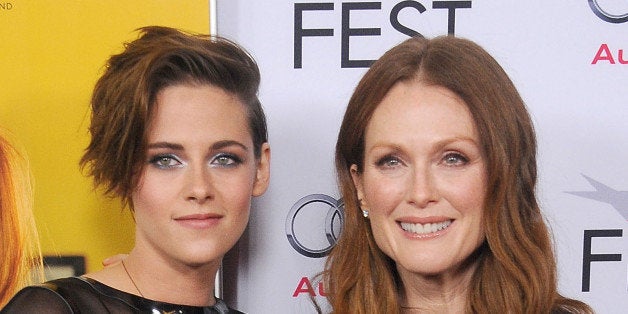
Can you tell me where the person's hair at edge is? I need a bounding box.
[322,35,593,313]
[79,26,267,209]
[0,131,44,307]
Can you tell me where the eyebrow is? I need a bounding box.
[147,140,249,151]
[433,136,479,149]
[211,140,249,151]
[368,136,479,152]
[147,142,184,150]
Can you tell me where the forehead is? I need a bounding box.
[366,81,478,144]
[147,84,252,144]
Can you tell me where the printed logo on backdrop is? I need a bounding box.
[588,0,627,64]
[285,194,344,298]
[285,194,344,258]
[591,43,627,64]
[0,2,14,10]
[294,0,472,68]
[588,0,628,23]
[566,174,627,292]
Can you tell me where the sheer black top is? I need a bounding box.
[0,277,243,314]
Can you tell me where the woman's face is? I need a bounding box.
[352,80,486,279]
[132,84,269,267]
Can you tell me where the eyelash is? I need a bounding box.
[375,154,403,168]
[442,152,469,166]
[148,154,183,169]
[374,152,469,168]
[210,153,242,168]
[148,153,243,170]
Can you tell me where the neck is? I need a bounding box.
[124,248,220,306]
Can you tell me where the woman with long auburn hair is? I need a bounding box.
[322,36,593,313]
[0,132,43,308]
[2,26,270,313]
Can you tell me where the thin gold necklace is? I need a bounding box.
[121,259,144,298]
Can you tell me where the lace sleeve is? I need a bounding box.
[0,286,73,313]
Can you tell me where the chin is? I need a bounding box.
[396,256,459,276]
[181,255,223,268]
[405,265,448,277]
[177,246,227,267]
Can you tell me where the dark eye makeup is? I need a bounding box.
[210,153,243,168]
[148,154,183,169]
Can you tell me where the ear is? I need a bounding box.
[350,164,368,210]
[252,143,271,197]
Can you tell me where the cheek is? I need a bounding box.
[450,185,484,211]
[219,175,254,234]
[444,172,487,240]
[362,173,407,214]
[215,170,256,209]
[450,173,486,214]
[132,173,174,213]
[226,192,252,217]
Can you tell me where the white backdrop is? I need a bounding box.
[216,1,628,313]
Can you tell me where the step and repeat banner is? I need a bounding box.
[216,1,627,313]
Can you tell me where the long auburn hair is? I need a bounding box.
[0,132,43,307]
[323,36,592,313]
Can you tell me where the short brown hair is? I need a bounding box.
[80,26,267,207]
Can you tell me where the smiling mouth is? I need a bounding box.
[400,220,452,235]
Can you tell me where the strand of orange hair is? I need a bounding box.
[0,132,44,308]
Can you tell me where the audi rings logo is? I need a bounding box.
[285,194,344,258]
[588,0,628,23]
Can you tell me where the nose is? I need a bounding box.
[407,166,438,208]
[184,164,213,203]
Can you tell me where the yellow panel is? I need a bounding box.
[0,0,210,273]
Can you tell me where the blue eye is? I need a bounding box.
[210,153,242,168]
[376,155,402,168]
[149,154,182,169]
[443,153,468,166]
